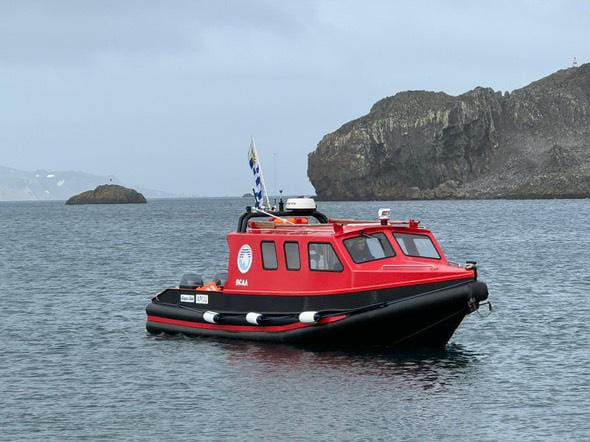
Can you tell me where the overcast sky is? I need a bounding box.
[1,1,588,196]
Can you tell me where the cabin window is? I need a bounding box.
[344,232,396,264]
[261,241,278,270]
[284,241,300,270]
[392,233,441,259]
[308,242,343,272]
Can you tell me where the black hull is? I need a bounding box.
[146,280,488,347]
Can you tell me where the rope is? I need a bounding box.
[475,300,493,318]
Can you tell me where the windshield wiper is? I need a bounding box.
[360,231,378,240]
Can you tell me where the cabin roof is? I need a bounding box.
[236,205,427,237]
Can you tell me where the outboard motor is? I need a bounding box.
[214,272,228,287]
[179,273,204,289]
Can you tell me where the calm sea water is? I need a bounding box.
[1,198,589,441]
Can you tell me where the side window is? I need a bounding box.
[393,233,441,259]
[308,242,343,272]
[261,241,278,270]
[284,242,300,270]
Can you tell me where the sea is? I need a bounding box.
[1,198,589,441]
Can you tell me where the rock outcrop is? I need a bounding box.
[308,64,590,199]
[65,184,146,205]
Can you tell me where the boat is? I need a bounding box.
[146,196,490,346]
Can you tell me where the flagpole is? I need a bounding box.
[251,136,272,209]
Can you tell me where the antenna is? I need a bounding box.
[272,152,277,198]
[572,56,578,68]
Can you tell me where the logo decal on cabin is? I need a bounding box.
[237,244,253,273]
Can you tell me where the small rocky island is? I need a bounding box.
[308,63,590,200]
[65,184,146,205]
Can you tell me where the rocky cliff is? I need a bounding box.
[308,64,590,199]
[65,185,146,205]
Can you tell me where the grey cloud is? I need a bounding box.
[0,0,309,65]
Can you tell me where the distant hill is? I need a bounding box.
[308,63,590,199]
[0,166,176,201]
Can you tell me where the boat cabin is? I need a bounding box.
[221,198,474,295]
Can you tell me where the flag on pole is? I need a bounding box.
[248,138,269,208]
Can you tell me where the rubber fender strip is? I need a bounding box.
[147,314,346,333]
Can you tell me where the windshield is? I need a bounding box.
[393,232,440,259]
[344,232,396,264]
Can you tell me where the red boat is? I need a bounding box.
[146,197,489,346]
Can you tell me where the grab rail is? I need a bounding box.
[381,264,437,271]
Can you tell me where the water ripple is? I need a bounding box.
[1,198,589,440]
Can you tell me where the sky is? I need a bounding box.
[1,0,588,196]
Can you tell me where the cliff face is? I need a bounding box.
[308,64,590,199]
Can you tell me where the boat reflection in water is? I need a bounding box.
[217,340,481,391]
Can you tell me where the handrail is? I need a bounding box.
[329,218,413,225]
[382,264,437,270]
[247,226,335,234]
[237,208,329,232]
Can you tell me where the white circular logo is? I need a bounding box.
[237,244,253,274]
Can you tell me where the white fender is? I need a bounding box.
[299,311,320,323]
[203,311,220,324]
[246,312,263,325]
